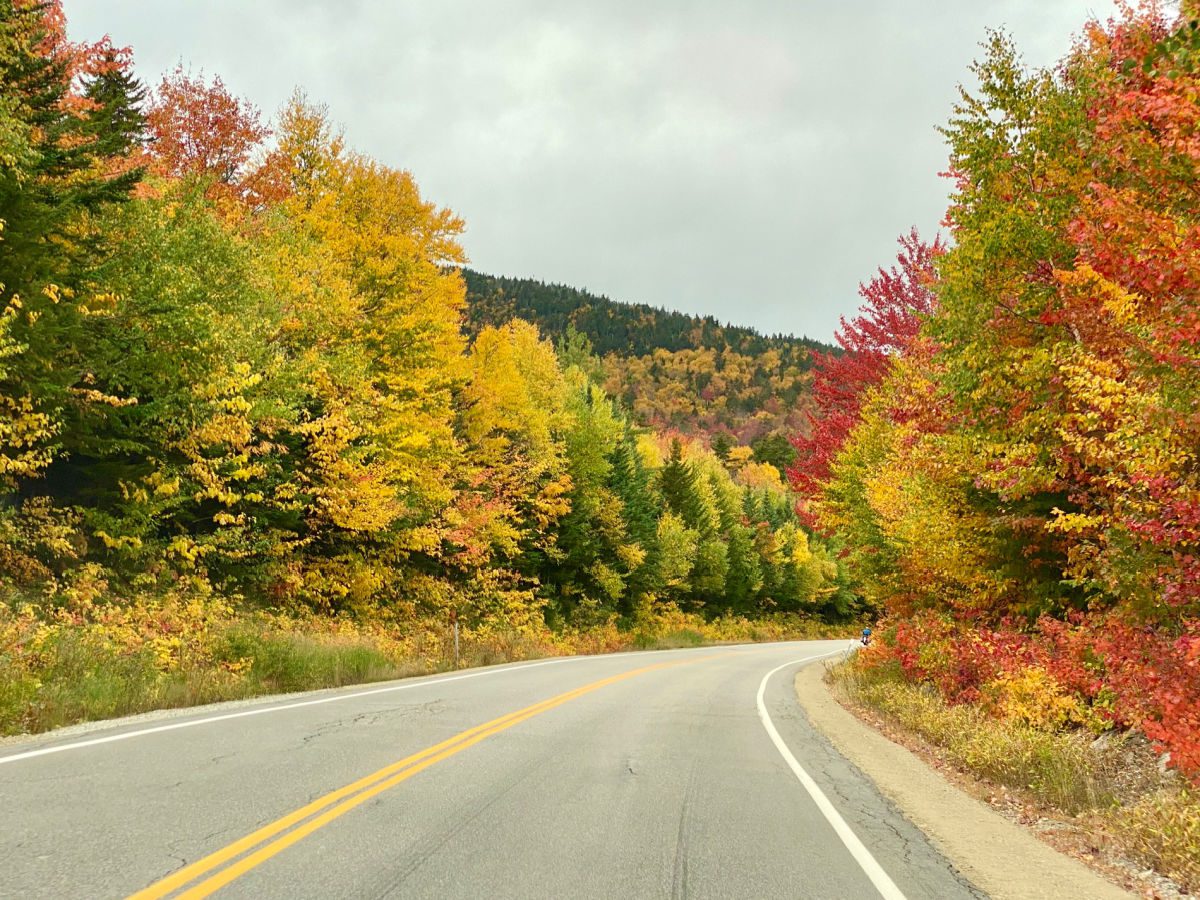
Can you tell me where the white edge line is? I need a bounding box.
[756,652,908,900]
[0,640,796,767]
[0,656,592,766]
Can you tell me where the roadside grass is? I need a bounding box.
[829,661,1200,893]
[831,665,1112,813]
[0,597,854,738]
[632,628,706,650]
[1121,786,1200,890]
[213,628,424,694]
[4,627,428,735]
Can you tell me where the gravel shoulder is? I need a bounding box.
[793,660,1133,900]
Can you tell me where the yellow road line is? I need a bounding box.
[129,656,707,899]
[127,694,563,899]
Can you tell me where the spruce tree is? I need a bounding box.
[724,524,763,614]
[609,429,658,548]
[79,50,147,194]
[658,439,696,520]
[0,1,144,494]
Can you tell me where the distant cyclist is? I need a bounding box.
[861,626,872,647]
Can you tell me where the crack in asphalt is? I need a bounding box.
[164,853,188,874]
[372,752,549,899]
[670,764,696,900]
[2,648,991,899]
[295,701,446,750]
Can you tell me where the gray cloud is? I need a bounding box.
[66,1,1121,341]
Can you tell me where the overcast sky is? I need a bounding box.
[66,1,1122,342]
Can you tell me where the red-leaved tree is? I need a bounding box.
[144,66,289,209]
[146,66,267,183]
[789,228,941,505]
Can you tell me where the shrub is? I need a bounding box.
[0,588,851,735]
[859,611,1200,783]
[833,664,1111,813]
[833,658,1200,892]
[981,667,1092,733]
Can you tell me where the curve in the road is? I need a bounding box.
[129,656,717,899]
[757,655,905,900]
[1,642,978,900]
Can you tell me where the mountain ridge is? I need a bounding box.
[462,269,829,457]
[461,270,833,357]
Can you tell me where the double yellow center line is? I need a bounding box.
[129,656,708,899]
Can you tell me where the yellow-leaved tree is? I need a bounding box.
[438,320,573,631]
[264,95,468,612]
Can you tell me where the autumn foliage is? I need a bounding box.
[0,0,857,731]
[797,4,1200,782]
[789,228,940,503]
[463,270,826,449]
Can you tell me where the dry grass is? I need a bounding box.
[1,595,853,737]
[5,626,429,735]
[829,662,1200,894]
[830,665,1113,813]
[1117,787,1200,891]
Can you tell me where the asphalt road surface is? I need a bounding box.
[1,640,984,899]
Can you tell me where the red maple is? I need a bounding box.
[145,66,269,189]
[789,228,942,502]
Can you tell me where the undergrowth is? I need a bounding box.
[0,591,850,736]
[830,660,1200,893]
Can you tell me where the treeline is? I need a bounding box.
[0,0,852,652]
[794,8,1200,779]
[463,270,828,358]
[464,270,827,449]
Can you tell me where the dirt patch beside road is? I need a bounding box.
[793,661,1132,900]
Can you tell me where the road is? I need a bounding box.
[0,641,983,899]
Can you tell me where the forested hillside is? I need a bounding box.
[462,271,827,357]
[464,271,830,451]
[0,1,852,735]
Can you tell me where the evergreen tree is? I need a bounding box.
[542,377,628,622]
[742,489,764,524]
[690,536,728,607]
[80,50,147,184]
[0,1,145,499]
[708,469,742,534]
[724,523,763,613]
[753,522,783,606]
[751,432,797,475]
[658,440,695,520]
[556,323,602,384]
[608,427,660,608]
[610,430,657,547]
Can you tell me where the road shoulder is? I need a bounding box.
[793,660,1132,900]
